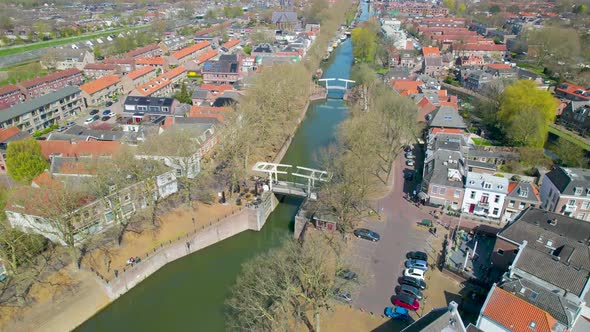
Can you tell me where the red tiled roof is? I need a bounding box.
[172,41,210,60]
[84,63,118,71]
[19,68,81,89]
[222,39,241,49]
[199,84,234,93]
[125,44,160,58]
[482,286,557,332]
[126,66,156,80]
[422,46,441,57]
[0,84,20,96]
[430,128,464,135]
[103,57,135,65]
[392,79,423,94]
[487,63,511,70]
[0,126,22,142]
[196,49,218,64]
[556,82,590,100]
[38,140,121,160]
[136,57,165,66]
[453,44,507,51]
[136,66,186,96]
[79,74,121,95]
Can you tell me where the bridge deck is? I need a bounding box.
[271,181,318,200]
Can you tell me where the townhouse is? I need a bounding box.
[170,41,211,65]
[452,44,507,59]
[0,86,84,133]
[125,44,162,59]
[135,57,168,71]
[202,54,240,84]
[502,181,541,222]
[79,74,123,107]
[17,68,84,100]
[122,96,181,124]
[461,172,509,220]
[102,58,135,74]
[486,208,590,331]
[121,66,157,94]
[540,166,590,221]
[0,85,23,110]
[559,100,590,134]
[133,66,186,97]
[555,82,590,102]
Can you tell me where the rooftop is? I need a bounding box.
[126,66,156,80]
[545,166,590,195]
[171,40,210,60]
[465,172,509,193]
[79,74,121,95]
[38,140,121,160]
[18,68,81,89]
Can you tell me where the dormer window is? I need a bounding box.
[497,185,503,190]
[484,182,492,189]
[575,187,583,195]
[519,188,528,198]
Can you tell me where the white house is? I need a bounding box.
[462,172,509,219]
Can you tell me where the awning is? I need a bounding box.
[418,192,429,200]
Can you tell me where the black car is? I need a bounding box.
[403,145,413,153]
[101,116,110,121]
[353,228,380,242]
[90,109,99,115]
[406,251,428,262]
[404,170,415,180]
[395,284,423,300]
[398,276,427,290]
[105,101,113,107]
[337,269,358,281]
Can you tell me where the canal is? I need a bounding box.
[77,4,368,331]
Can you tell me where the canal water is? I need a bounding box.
[77,5,368,331]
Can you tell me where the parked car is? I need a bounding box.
[102,109,111,115]
[66,121,75,127]
[84,116,97,125]
[101,116,110,121]
[405,159,415,166]
[105,101,113,107]
[106,111,116,117]
[404,259,428,271]
[353,228,380,242]
[393,293,419,311]
[90,109,99,115]
[395,284,423,300]
[406,251,428,261]
[57,126,67,132]
[405,152,415,159]
[333,289,352,303]
[403,268,425,281]
[398,276,427,290]
[403,170,415,180]
[337,269,358,281]
[403,145,413,153]
[384,306,410,321]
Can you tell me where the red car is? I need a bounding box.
[393,293,419,311]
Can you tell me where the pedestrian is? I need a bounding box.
[186,241,191,250]
[114,269,119,278]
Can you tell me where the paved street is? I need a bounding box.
[351,154,437,314]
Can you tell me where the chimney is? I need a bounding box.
[448,301,459,313]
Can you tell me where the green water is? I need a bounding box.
[77,5,367,330]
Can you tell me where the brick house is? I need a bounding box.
[125,44,162,59]
[452,44,507,59]
[79,74,123,107]
[502,181,541,222]
[559,100,590,134]
[17,68,84,100]
[53,49,95,71]
[462,172,509,220]
[83,63,119,79]
[135,57,168,72]
[169,41,211,65]
[539,166,590,221]
[102,58,135,74]
[0,86,84,133]
[133,66,186,97]
[555,82,590,102]
[121,66,157,94]
[202,54,240,84]
[0,85,23,110]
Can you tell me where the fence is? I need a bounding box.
[88,206,245,286]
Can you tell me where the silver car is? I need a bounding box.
[404,259,428,271]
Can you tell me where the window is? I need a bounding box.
[583,201,590,210]
[568,199,576,206]
[575,187,583,195]
[440,187,446,195]
[484,182,492,189]
[481,195,489,203]
[497,249,504,256]
[519,202,526,209]
[513,249,518,255]
[432,185,438,194]
[454,190,461,198]
[546,240,553,247]
[470,191,476,199]
[579,213,587,220]
[494,195,500,203]
[493,207,499,215]
[508,200,515,208]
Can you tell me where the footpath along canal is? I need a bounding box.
[77,4,369,331]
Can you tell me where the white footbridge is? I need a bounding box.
[252,162,330,200]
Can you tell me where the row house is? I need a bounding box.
[5,169,178,246]
[135,57,168,71]
[18,68,84,100]
[559,100,590,134]
[122,96,180,124]
[191,84,234,105]
[133,66,186,97]
[0,85,23,110]
[502,181,541,222]
[79,74,123,107]
[122,66,157,94]
[170,41,211,65]
[193,49,219,68]
[540,166,590,222]
[159,36,190,53]
[125,44,162,59]
[221,39,241,53]
[0,127,30,174]
[452,44,508,59]
[462,172,509,219]
[0,86,84,133]
[83,63,119,79]
[486,208,590,331]
[555,82,590,102]
[202,54,240,85]
[102,58,135,74]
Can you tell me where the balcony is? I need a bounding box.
[477,200,489,208]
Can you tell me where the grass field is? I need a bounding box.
[472,137,493,146]
[0,62,48,85]
[0,26,147,58]
[548,125,590,151]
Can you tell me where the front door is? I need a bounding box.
[469,204,475,213]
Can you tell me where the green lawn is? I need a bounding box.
[0,26,147,58]
[548,125,590,151]
[472,137,493,146]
